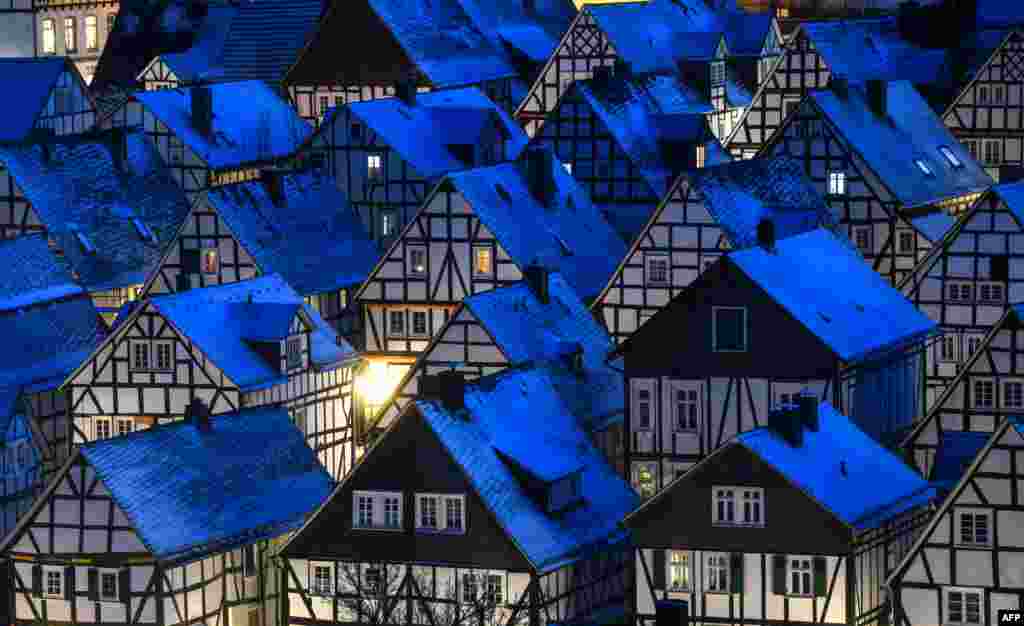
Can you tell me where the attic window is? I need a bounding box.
[495,183,511,203]
[914,159,934,177]
[132,218,157,243]
[939,146,963,168]
[73,230,96,254]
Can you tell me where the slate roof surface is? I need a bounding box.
[723,12,772,56]
[158,3,239,82]
[149,275,356,390]
[416,364,638,571]
[811,81,992,209]
[0,386,22,435]
[0,235,82,313]
[994,181,1024,224]
[0,58,70,143]
[976,0,1024,28]
[735,402,934,530]
[0,129,191,292]
[80,406,333,564]
[447,150,626,302]
[215,0,323,82]
[729,229,937,362]
[910,212,957,244]
[932,430,991,490]
[133,81,312,170]
[340,87,528,180]
[457,0,576,63]
[205,170,378,295]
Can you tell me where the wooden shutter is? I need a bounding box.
[730,554,743,594]
[64,566,75,600]
[88,568,99,601]
[31,564,41,596]
[772,555,787,595]
[119,568,130,604]
[652,550,666,590]
[813,557,827,597]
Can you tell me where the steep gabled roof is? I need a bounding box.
[993,181,1024,224]
[931,430,991,490]
[456,0,576,64]
[156,3,239,83]
[132,81,312,170]
[809,81,992,209]
[203,171,378,295]
[0,58,72,143]
[0,129,191,292]
[722,12,773,57]
[0,235,82,313]
[215,0,323,82]
[337,87,528,180]
[79,406,333,565]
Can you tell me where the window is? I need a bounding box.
[389,310,405,336]
[788,558,812,596]
[742,488,763,525]
[155,341,172,371]
[473,246,492,276]
[312,564,332,595]
[712,307,747,352]
[696,144,706,169]
[978,87,990,104]
[674,387,699,432]
[384,494,401,528]
[973,379,995,409]
[318,95,329,116]
[356,493,374,527]
[634,387,652,429]
[1004,380,1024,409]
[967,334,983,359]
[116,418,133,437]
[706,554,730,593]
[899,231,914,253]
[463,574,478,603]
[958,509,991,546]
[940,335,958,363]
[711,61,725,85]
[852,226,872,253]
[416,493,465,533]
[948,282,973,303]
[563,161,573,174]
[64,17,76,52]
[365,568,382,594]
[633,463,657,499]
[915,159,934,176]
[714,488,735,524]
[353,491,403,530]
[645,254,668,285]
[201,248,218,274]
[714,487,764,526]
[411,311,428,337]
[994,86,1005,104]
[85,15,98,50]
[132,342,150,371]
[983,140,1002,165]
[668,551,691,590]
[485,574,502,605]
[445,496,464,532]
[828,171,846,196]
[978,282,1004,304]
[963,140,979,160]
[367,154,383,180]
[408,246,426,275]
[381,209,396,238]
[286,337,302,370]
[95,417,111,440]
[940,146,963,168]
[45,568,63,597]
[42,19,56,54]
[946,589,982,625]
[418,494,438,530]
[100,570,118,600]
[991,255,1009,282]
[241,546,256,578]
[107,14,116,35]
[168,135,184,163]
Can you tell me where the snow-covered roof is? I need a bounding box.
[446,150,626,302]
[0,58,72,143]
[415,363,638,571]
[79,405,333,565]
[722,12,772,57]
[729,228,936,362]
[931,430,990,491]
[0,386,23,436]
[339,87,528,180]
[203,170,378,296]
[157,3,238,82]
[0,129,191,292]
[910,211,957,243]
[993,181,1024,225]
[215,0,322,82]
[684,156,836,250]
[810,81,992,209]
[734,402,934,530]
[0,235,82,313]
[132,81,312,170]
[148,275,356,390]
[457,0,576,64]
[976,0,1024,28]
[802,19,950,84]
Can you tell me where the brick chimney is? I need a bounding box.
[797,391,818,432]
[756,218,775,251]
[438,371,465,412]
[394,80,417,107]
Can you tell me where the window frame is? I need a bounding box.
[410,310,429,338]
[667,550,691,591]
[42,18,56,54]
[712,306,748,353]
[95,417,112,440]
[939,334,959,364]
[898,230,915,253]
[407,245,427,276]
[786,557,813,597]
[310,562,334,596]
[154,340,173,372]
[983,139,1002,166]
[286,336,303,371]
[972,378,996,409]
[644,253,669,286]
[352,490,404,531]
[43,566,63,598]
[1003,379,1024,410]
[130,340,150,371]
[670,382,700,433]
[956,509,992,548]
[944,587,983,626]
[705,553,731,594]
[978,281,1005,304]
[632,462,657,499]
[380,209,397,239]
[415,493,466,534]
[827,170,846,196]
[98,569,119,601]
[388,310,405,337]
[64,16,77,53]
[200,247,218,275]
[713,486,764,527]
[116,418,134,437]
[632,381,654,430]
[947,281,974,304]
[366,153,383,180]
[472,245,494,277]
[852,225,873,254]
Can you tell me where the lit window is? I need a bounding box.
[983,140,1001,165]
[154,341,173,371]
[710,62,725,85]
[45,569,63,597]
[367,154,383,180]
[85,16,98,51]
[42,19,56,54]
[384,495,401,528]
[201,248,218,274]
[828,171,846,195]
[286,337,302,370]
[674,387,699,432]
[318,95,329,116]
[940,146,963,168]
[668,551,691,590]
[473,246,492,276]
[131,341,150,371]
[311,565,332,595]
[389,310,405,336]
[979,282,1004,303]
[132,218,157,244]
[633,463,657,499]
[973,379,995,409]
[95,417,111,440]
[408,246,426,275]
[696,144,706,169]
[100,570,117,600]
[898,231,914,253]
[563,161,573,174]
[64,17,76,52]
[645,254,668,285]
[853,226,872,254]
[411,311,428,337]
[948,282,973,303]
[963,140,979,160]
[713,307,747,352]
[946,589,982,626]
[116,418,133,437]
[788,558,812,596]
[634,386,652,429]
[915,159,934,176]
[706,554,730,593]
[380,209,396,238]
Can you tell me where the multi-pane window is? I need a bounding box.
[963,140,979,160]
[715,487,763,525]
[978,282,1004,303]
[312,565,333,595]
[286,337,302,370]
[416,494,465,532]
[353,491,402,529]
[645,254,668,285]
[967,335,983,357]
[408,246,427,275]
[95,418,111,440]
[978,87,990,104]
[365,567,382,594]
[940,146,963,168]
[42,19,56,54]
[634,387,652,429]
[788,558,812,596]
[674,387,698,431]
[85,16,98,50]
[367,154,383,180]
[853,227,872,253]
[898,231,914,253]
[994,86,1005,103]
[973,379,995,409]
[668,551,690,590]
[131,341,150,371]
[485,575,502,605]
[939,335,958,363]
[1004,380,1024,409]
[710,62,725,85]
[384,495,401,528]
[706,554,730,593]
[389,310,405,336]
[100,571,118,600]
[946,589,982,625]
[473,246,493,276]
[241,546,256,578]
[948,282,973,302]
[418,495,438,529]
[445,496,463,531]
[713,307,747,352]
[714,488,735,524]
[64,17,76,52]
[411,311,428,337]
[828,171,846,196]
[958,510,991,546]
[117,419,133,437]
[983,139,1002,165]
[155,341,172,371]
[742,488,763,525]
[45,569,62,597]
[356,494,374,527]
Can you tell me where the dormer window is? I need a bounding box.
[547,471,582,513]
[132,218,157,243]
[914,159,934,177]
[939,146,963,168]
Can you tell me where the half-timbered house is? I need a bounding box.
[759,80,992,285]
[365,271,624,475]
[898,182,1024,410]
[626,399,936,626]
[0,127,190,320]
[593,156,837,345]
[354,146,624,391]
[283,0,525,123]
[279,365,638,626]
[296,86,528,245]
[135,3,238,91]
[0,386,46,545]
[0,404,333,626]
[139,168,379,343]
[611,228,936,496]
[62,274,361,481]
[529,67,731,244]
[101,81,313,202]
[889,413,1024,626]
[0,58,95,141]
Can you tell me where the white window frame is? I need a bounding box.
[1003,379,1024,410]
[713,486,765,526]
[286,336,302,370]
[787,557,813,596]
[939,334,959,363]
[956,509,992,547]
[667,550,691,591]
[42,19,56,54]
[388,310,405,337]
[43,566,63,598]
[415,493,465,534]
[472,246,493,277]
[410,309,429,338]
[64,16,76,52]
[973,378,996,409]
[200,246,218,274]
[367,153,383,180]
[408,245,427,276]
[705,553,730,593]
[85,15,98,51]
[712,306,747,353]
[98,568,118,601]
[95,417,112,440]
[645,253,669,286]
[632,381,654,430]
[939,146,963,168]
[713,487,736,524]
[670,382,700,433]
[965,333,984,360]
[741,487,764,525]
[352,490,403,531]
[828,170,846,196]
[944,587,983,626]
[978,281,1004,304]
[310,562,334,596]
[444,495,465,533]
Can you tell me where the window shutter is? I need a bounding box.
[652,550,666,590]
[64,566,75,600]
[730,553,743,593]
[244,545,257,574]
[88,568,99,602]
[31,564,42,596]
[813,557,827,597]
[119,568,130,604]
[772,555,787,595]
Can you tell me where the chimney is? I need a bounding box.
[437,371,465,412]
[109,127,126,171]
[756,218,775,251]
[191,85,213,137]
[797,391,818,432]
[523,148,555,208]
[767,404,803,447]
[866,80,887,118]
[260,169,285,207]
[395,80,417,107]
[523,263,550,304]
[185,398,212,432]
[614,58,632,79]
[999,165,1024,184]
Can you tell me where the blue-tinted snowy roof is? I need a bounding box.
[722,12,772,57]
[158,4,239,82]
[684,156,836,249]
[341,87,528,180]
[931,430,990,490]
[133,81,312,170]
[587,2,723,73]
[910,212,957,243]
[80,405,333,564]
[447,150,626,302]
[457,0,576,63]
[204,171,378,295]
[0,295,106,391]
[0,129,191,292]
[736,402,934,530]
[0,58,72,143]
[729,228,936,362]
[149,275,356,390]
[994,182,1024,225]
[0,235,82,313]
[416,364,638,571]
[802,19,949,84]
[810,81,992,209]
[215,0,322,82]
[976,1,1024,28]
[0,386,23,436]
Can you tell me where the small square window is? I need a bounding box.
[100,571,118,600]
[95,417,112,440]
[411,311,428,337]
[946,589,982,626]
[645,254,668,285]
[668,551,691,590]
[713,307,747,352]
[408,246,427,275]
[45,569,63,597]
[787,558,813,596]
[389,310,405,336]
[311,565,333,595]
[367,154,383,180]
[473,247,493,276]
[828,171,846,196]
[940,146,963,168]
[948,282,974,303]
[957,510,991,546]
[979,282,1004,304]
[973,379,995,409]
[898,231,914,253]
[117,418,134,437]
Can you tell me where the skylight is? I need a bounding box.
[554,233,572,257]
[73,230,96,254]
[914,159,934,177]
[132,218,157,243]
[939,146,963,168]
